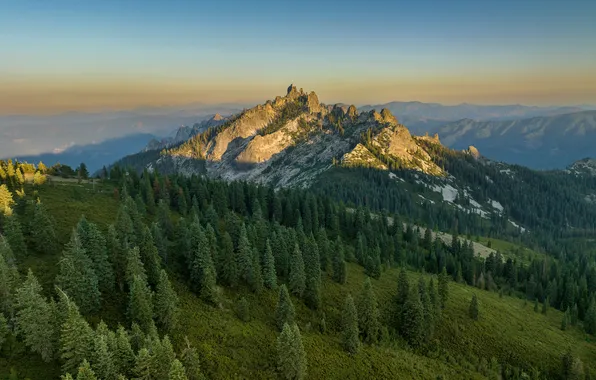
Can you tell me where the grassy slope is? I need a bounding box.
[3,182,595,379]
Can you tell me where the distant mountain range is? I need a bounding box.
[424,111,596,169]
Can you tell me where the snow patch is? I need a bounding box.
[431,183,458,203]
[418,194,435,204]
[490,200,504,212]
[509,220,527,233]
[388,172,405,182]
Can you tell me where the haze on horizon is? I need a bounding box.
[1,0,596,115]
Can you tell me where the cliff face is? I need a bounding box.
[144,85,445,187]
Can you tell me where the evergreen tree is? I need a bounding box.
[107,225,126,291]
[585,299,596,335]
[331,237,347,284]
[3,215,27,259]
[571,303,579,326]
[262,240,277,290]
[180,336,205,380]
[14,270,56,362]
[275,285,295,331]
[77,217,114,293]
[139,225,162,288]
[114,325,135,378]
[217,232,238,287]
[358,278,380,345]
[125,247,148,288]
[304,274,321,310]
[561,309,569,331]
[58,290,94,375]
[152,222,168,264]
[251,246,264,293]
[129,322,145,353]
[76,360,98,380]
[289,243,306,297]
[169,359,189,380]
[31,202,57,255]
[534,299,539,312]
[396,268,410,308]
[0,313,8,347]
[127,275,154,331]
[316,228,329,272]
[237,297,250,322]
[134,348,153,380]
[542,296,549,315]
[469,294,479,320]
[438,267,449,308]
[341,294,360,354]
[400,289,425,348]
[154,269,179,331]
[0,237,19,316]
[56,229,101,313]
[276,323,307,380]
[91,334,117,380]
[236,224,254,287]
[190,227,218,304]
[153,335,176,379]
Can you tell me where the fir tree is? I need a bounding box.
[76,360,98,380]
[3,215,27,259]
[190,227,218,304]
[58,290,94,375]
[169,359,189,380]
[114,325,135,378]
[438,267,449,308]
[237,297,250,322]
[316,228,329,272]
[275,285,295,331]
[180,336,205,380]
[139,226,162,288]
[469,294,479,321]
[91,334,117,380]
[262,240,277,290]
[236,224,254,287]
[542,296,549,315]
[31,202,57,255]
[341,294,360,354]
[153,335,176,379]
[561,309,569,331]
[56,229,101,313]
[14,270,56,362]
[154,269,179,331]
[217,232,238,287]
[358,278,380,345]
[571,303,579,326]
[304,274,321,310]
[401,289,425,348]
[134,348,153,380]
[585,299,596,335]
[129,322,145,353]
[289,243,306,297]
[251,246,264,293]
[331,237,347,284]
[0,313,8,347]
[276,323,307,380]
[77,217,114,294]
[0,237,19,316]
[107,225,126,291]
[127,275,154,331]
[125,247,148,288]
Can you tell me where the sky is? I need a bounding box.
[1,0,596,114]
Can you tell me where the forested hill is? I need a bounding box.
[1,160,596,379]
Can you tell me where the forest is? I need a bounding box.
[0,158,595,379]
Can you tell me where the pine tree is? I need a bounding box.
[125,247,148,288]
[262,240,277,290]
[14,270,56,362]
[237,297,250,322]
[561,309,569,331]
[358,278,380,345]
[251,246,264,293]
[584,299,596,335]
[134,348,153,380]
[153,335,176,379]
[190,227,218,304]
[31,202,57,254]
[3,215,27,259]
[58,290,94,375]
[275,285,295,331]
[331,238,347,284]
[127,275,154,331]
[139,225,162,288]
[91,334,117,380]
[107,224,126,291]
[154,269,179,331]
[289,243,306,297]
[316,228,329,272]
[304,274,321,310]
[428,277,441,321]
[180,336,205,380]
[0,237,19,316]
[129,322,145,353]
[114,325,135,378]
[276,323,307,380]
[396,268,410,308]
[401,289,425,348]
[77,217,114,293]
[56,229,101,313]
[438,267,449,308]
[236,224,254,287]
[0,313,8,347]
[469,294,479,321]
[542,296,549,315]
[76,360,98,380]
[217,232,238,287]
[571,303,579,326]
[152,222,168,264]
[169,359,189,380]
[341,294,360,354]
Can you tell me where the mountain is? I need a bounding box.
[143,113,230,151]
[11,133,159,172]
[426,111,596,169]
[568,157,596,176]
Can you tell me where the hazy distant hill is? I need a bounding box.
[430,111,596,169]
[10,133,159,172]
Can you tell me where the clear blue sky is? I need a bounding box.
[1,0,595,112]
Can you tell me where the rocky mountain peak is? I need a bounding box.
[466,145,481,159]
[212,113,224,121]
